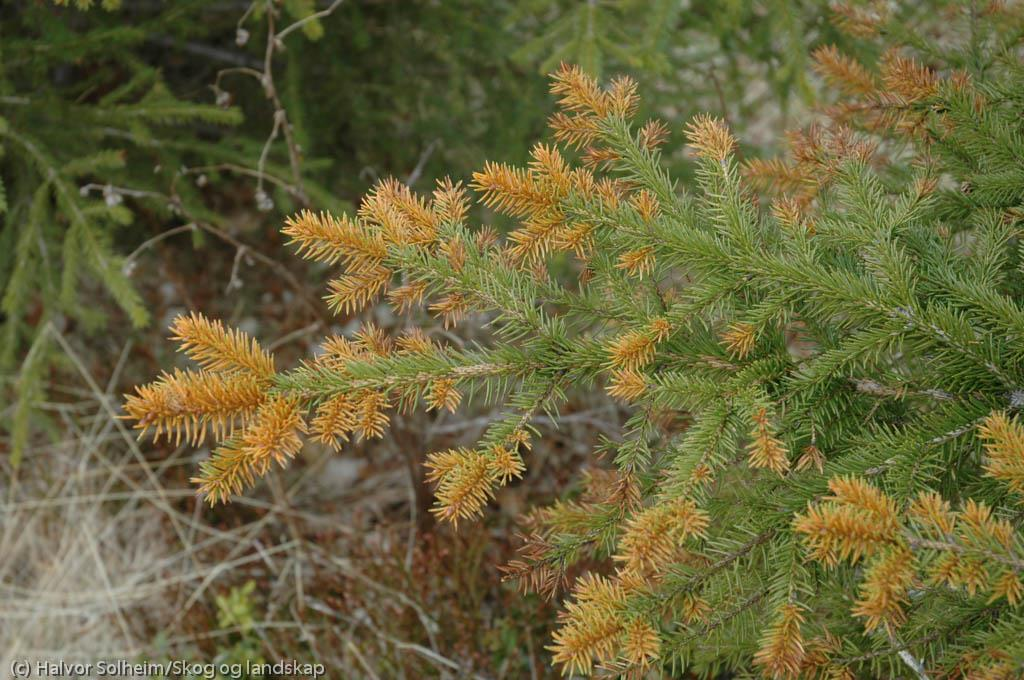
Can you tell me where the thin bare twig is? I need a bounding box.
[218,0,347,210]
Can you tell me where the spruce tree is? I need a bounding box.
[0,0,247,465]
[122,2,1024,677]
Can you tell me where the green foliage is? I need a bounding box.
[278,0,862,201]
[51,0,122,11]
[0,1,247,464]
[510,0,836,106]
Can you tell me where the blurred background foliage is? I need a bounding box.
[0,0,905,676]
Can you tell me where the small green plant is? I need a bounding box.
[146,581,265,680]
[213,581,266,678]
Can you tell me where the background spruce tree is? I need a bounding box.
[0,0,244,465]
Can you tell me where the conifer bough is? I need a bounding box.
[125,13,1024,677]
